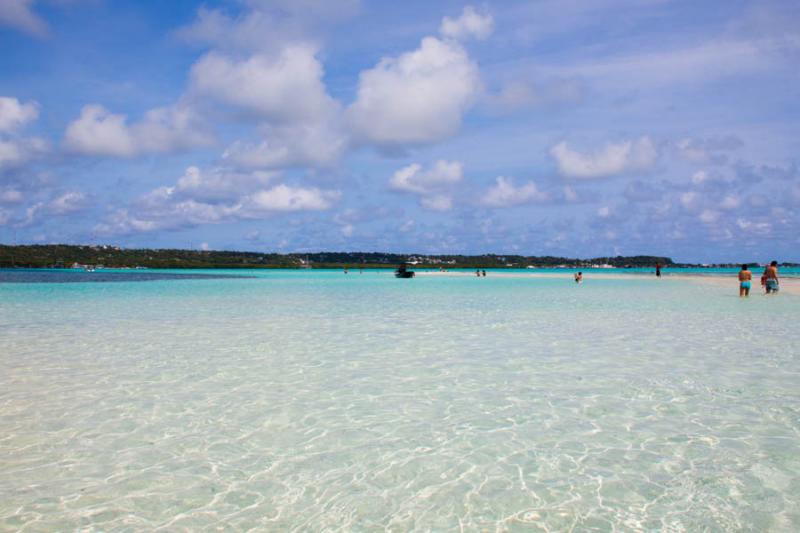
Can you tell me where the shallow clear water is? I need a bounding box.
[1,270,799,531]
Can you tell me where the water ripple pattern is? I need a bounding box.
[1,270,799,531]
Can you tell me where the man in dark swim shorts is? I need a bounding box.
[763,261,779,294]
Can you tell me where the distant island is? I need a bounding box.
[0,244,793,270]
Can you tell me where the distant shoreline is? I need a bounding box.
[4,244,797,270]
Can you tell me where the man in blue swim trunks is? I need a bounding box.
[738,264,751,297]
[763,261,779,294]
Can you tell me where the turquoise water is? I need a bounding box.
[1,270,799,531]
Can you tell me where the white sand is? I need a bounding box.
[415,270,800,295]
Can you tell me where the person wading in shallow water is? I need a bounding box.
[738,264,752,297]
[763,261,779,294]
[655,262,661,278]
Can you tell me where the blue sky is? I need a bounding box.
[0,0,798,262]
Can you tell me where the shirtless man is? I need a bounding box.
[738,264,752,297]
[763,261,779,294]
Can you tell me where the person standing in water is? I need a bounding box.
[738,264,752,297]
[763,261,779,294]
[655,263,661,278]
[574,272,583,283]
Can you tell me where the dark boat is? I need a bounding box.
[395,263,415,278]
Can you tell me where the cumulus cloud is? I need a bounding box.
[0,0,47,37]
[223,118,347,169]
[0,97,39,132]
[171,166,277,202]
[550,136,658,179]
[390,160,463,194]
[188,43,348,168]
[420,195,452,211]
[0,188,23,204]
[348,34,481,147]
[64,105,134,157]
[440,6,493,41]
[480,176,548,207]
[19,190,89,227]
[736,217,771,235]
[94,165,340,235]
[389,160,463,211]
[243,184,339,213]
[190,46,337,123]
[63,104,212,157]
[0,137,47,170]
[0,96,47,172]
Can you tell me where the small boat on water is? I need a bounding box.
[395,263,415,278]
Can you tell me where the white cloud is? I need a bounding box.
[176,0,361,53]
[63,104,211,157]
[440,6,493,41]
[176,7,292,53]
[699,209,720,223]
[172,166,278,202]
[242,184,340,213]
[550,136,657,179]
[0,0,47,37]
[134,104,212,153]
[679,191,699,210]
[94,166,340,235]
[0,189,23,204]
[389,160,463,211]
[420,195,452,211]
[188,45,347,168]
[190,46,336,123]
[736,218,771,234]
[95,203,234,235]
[0,97,39,132]
[0,96,46,171]
[223,118,347,169]
[63,105,136,157]
[0,137,47,170]
[47,191,88,215]
[597,206,611,218]
[481,176,548,207]
[389,160,463,194]
[348,35,481,146]
[19,190,88,227]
